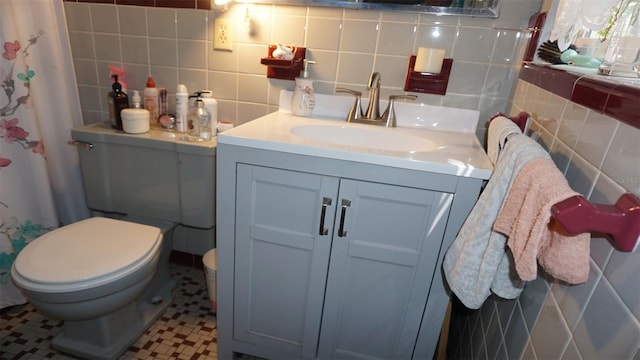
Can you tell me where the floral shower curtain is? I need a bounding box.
[0,0,90,308]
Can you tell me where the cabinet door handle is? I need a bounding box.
[319,197,332,236]
[338,199,351,237]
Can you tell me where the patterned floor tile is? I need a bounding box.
[0,264,216,360]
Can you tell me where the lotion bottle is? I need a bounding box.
[144,76,159,127]
[175,84,189,133]
[200,90,218,128]
[291,60,316,117]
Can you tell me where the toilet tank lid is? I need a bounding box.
[72,123,216,156]
[13,217,161,286]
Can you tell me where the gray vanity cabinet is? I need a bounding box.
[231,162,452,359]
[217,144,485,360]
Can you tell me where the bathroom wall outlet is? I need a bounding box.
[214,18,234,51]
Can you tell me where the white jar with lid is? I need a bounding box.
[121,108,150,134]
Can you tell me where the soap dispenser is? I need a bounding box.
[108,74,129,130]
[291,60,316,117]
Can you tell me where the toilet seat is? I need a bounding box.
[12,217,162,293]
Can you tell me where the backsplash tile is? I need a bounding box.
[605,249,640,318]
[119,5,148,35]
[601,121,640,194]
[574,111,618,169]
[64,0,539,126]
[340,19,379,53]
[306,18,342,50]
[530,295,571,359]
[572,278,640,358]
[454,27,496,63]
[377,21,416,56]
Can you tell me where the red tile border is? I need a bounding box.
[519,63,640,130]
[64,0,211,10]
[606,84,640,124]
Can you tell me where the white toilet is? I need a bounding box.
[10,123,216,360]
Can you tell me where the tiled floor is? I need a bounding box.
[0,264,217,360]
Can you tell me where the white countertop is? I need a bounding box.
[218,91,493,180]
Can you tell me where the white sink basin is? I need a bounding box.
[290,124,438,153]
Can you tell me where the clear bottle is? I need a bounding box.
[598,1,640,77]
[157,87,175,129]
[199,90,216,140]
[186,98,209,141]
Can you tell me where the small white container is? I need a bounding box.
[121,108,150,134]
[217,121,234,133]
[202,248,217,312]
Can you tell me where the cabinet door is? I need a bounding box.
[318,180,453,360]
[234,164,338,359]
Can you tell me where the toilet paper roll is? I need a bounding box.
[414,47,446,74]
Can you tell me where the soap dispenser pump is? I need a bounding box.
[108,74,129,130]
[291,60,316,117]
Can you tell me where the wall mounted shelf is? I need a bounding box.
[261,45,306,81]
[404,56,453,95]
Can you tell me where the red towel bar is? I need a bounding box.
[550,193,640,252]
[488,111,530,133]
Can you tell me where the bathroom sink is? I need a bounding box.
[217,90,493,179]
[290,124,438,153]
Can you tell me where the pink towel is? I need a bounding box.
[494,158,590,284]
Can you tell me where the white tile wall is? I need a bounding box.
[447,79,640,359]
[63,0,543,137]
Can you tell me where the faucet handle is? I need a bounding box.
[381,94,417,127]
[336,88,364,122]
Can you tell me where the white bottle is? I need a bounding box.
[175,84,189,133]
[200,90,218,126]
[143,76,159,127]
[131,90,143,108]
[291,60,316,117]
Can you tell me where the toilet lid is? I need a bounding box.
[13,217,161,291]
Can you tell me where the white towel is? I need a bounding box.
[487,116,523,165]
[443,134,550,309]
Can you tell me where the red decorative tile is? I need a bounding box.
[605,84,640,129]
[155,0,196,8]
[523,12,547,62]
[537,66,575,100]
[117,0,156,6]
[572,76,616,113]
[196,0,211,9]
[520,63,640,130]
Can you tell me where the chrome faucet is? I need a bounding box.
[365,72,381,120]
[336,72,417,127]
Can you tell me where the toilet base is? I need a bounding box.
[52,277,176,360]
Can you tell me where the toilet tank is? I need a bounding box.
[71,123,216,229]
